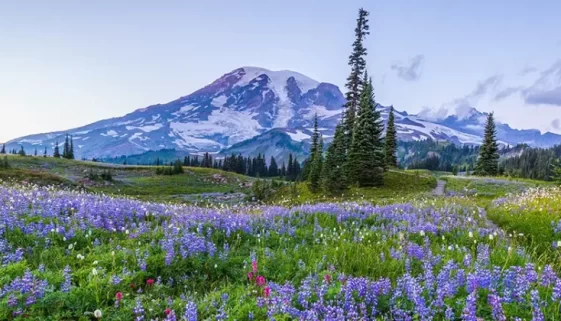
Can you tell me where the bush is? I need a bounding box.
[0,156,9,169]
[251,180,276,201]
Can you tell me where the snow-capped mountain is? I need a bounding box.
[6,66,561,159]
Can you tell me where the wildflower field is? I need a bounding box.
[2,181,561,320]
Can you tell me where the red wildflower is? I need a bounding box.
[130,283,135,289]
[116,291,123,301]
[324,274,331,283]
[263,286,271,298]
[247,271,254,281]
[146,278,154,286]
[256,275,266,287]
[252,260,258,273]
[165,308,172,315]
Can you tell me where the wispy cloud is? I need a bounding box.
[391,55,424,81]
[552,119,561,130]
[522,60,561,107]
[493,87,522,101]
[519,66,537,76]
[418,75,502,121]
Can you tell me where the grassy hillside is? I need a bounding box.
[272,169,437,205]
[0,155,254,202]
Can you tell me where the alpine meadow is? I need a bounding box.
[2,3,561,321]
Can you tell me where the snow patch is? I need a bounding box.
[211,95,228,107]
[170,108,262,146]
[126,124,163,132]
[286,130,310,141]
[101,130,119,137]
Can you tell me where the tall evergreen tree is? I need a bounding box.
[53,141,61,158]
[342,8,370,151]
[18,146,26,156]
[322,124,348,193]
[308,135,324,193]
[287,153,294,181]
[384,106,398,168]
[63,134,70,159]
[69,136,75,159]
[34,148,38,157]
[0,144,5,154]
[303,114,320,181]
[43,147,47,158]
[269,156,279,177]
[476,112,499,176]
[347,75,384,187]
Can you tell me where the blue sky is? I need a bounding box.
[1,0,561,142]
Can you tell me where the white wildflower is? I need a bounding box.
[93,309,102,319]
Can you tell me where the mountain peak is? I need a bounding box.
[231,66,320,94]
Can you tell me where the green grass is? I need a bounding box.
[488,186,561,256]
[93,167,253,202]
[1,155,255,202]
[272,170,437,205]
[442,175,549,200]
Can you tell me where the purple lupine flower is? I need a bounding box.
[61,265,72,292]
[488,294,506,321]
[184,301,197,321]
[461,291,477,321]
[133,298,145,321]
[531,290,545,321]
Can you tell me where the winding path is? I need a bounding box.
[433,179,446,196]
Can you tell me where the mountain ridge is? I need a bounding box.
[6,66,561,159]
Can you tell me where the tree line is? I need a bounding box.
[153,152,302,181]
[0,134,75,160]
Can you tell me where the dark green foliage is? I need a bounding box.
[475,113,499,176]
[100,170,113,181]
[268,156,279,177]
[53,141,61,158]
[18,146,26,156]
[343,8,370,151]
[1,143,6,154]
[402,140,479,171]
[322,124,348,194]
[347,76,384,187]
[384,106,398,168]
[43,147,47,158]
[552,159,561,184]
[251,180,276,201]
[452,165,458,176]
[308,137,323,193]
[0,156,9,169]
[156,160,184,176]
[306,115,323,193]
[501,144,561,181]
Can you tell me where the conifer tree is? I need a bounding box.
[43,147,47,158]
[63,134,70,159]
[269,156,279,177]
[53,141,60,158]
[323,125,349,193]
[308,135,324,193]
[34,148,38,157]
[287,153,294,181]
[347,74,384,187]
[0,144,5,154]
[384,106,398,168]
[18,146,26,156]
[343,8,370,151]
[69,136,75,160]
[303,114,320,181]
[475,112,499,176]
[280,162,286,178]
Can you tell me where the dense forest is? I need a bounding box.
[501,144,561,181]
[397,140,480,172]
